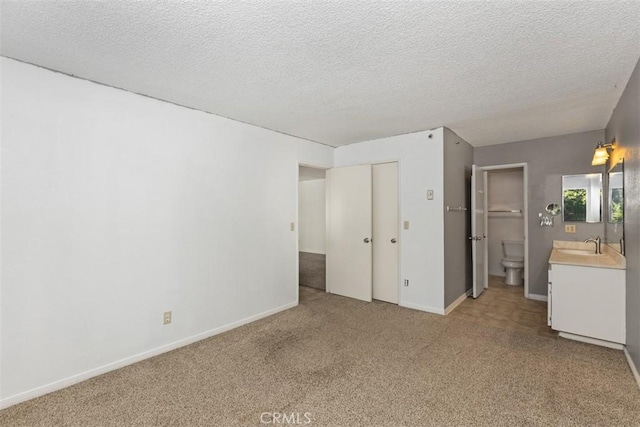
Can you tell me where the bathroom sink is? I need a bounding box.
[557,248,602,256]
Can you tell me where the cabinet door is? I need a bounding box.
[551,265,625,344]
[547,265,552,327]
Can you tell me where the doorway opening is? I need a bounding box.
[465,163,553,335]
[486,166,527,295]
[472,163,529,298]
[297,165,327,297]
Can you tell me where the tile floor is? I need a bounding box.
[449,275,557,338]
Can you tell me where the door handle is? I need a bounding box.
[363,238,371,243]
[391,238,397,243]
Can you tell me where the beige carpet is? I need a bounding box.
[2,286,639,426]
[299,252,326,290]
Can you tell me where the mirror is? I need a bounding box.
[605,159,624,250]
[545,203,561,216]
[562,174,602,223]
[608,162,623,224]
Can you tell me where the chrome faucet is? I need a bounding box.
[584,236,601,254]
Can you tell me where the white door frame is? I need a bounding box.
[297,162,330,303]
[480,162,530,298]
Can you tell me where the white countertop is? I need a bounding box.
[549,240,626,270]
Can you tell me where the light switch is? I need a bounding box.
[403,221,410,230]
[290,222,295,231]
[427,190,434,200]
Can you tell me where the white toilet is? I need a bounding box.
[502,240,524,286]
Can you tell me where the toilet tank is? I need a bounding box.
[502,240,524,258]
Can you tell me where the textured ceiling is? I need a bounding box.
[1,1,639,147]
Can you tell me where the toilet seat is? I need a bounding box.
[502,256,523,264]
[502,259,524,268]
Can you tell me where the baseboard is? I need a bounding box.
[399,301,444,315]
[444,290,470,315]
[623,347,640,390]
[0,301,298,410]
[528,293,548,302]
[558,332,623,350]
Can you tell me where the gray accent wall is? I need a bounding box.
[474,129,606,296]
[605,58,640,374]
[443,127,474,307]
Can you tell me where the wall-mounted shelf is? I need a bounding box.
[488,208,523,218]
[488,209,522,213]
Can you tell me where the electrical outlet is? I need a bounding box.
[427,190,434,200]
[290,222,295,231]
[163,311,172,325]
[403,221,410,230]
[564,224,576,233]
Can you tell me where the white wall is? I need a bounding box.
[334,129,445,313]
[298,179,326,254]
[486,169,524,276]
[0,58,333,405]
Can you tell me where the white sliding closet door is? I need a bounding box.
[326,165,373,302]
[372,162,399,304]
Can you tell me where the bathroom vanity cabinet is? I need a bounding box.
[548,263,625,347]
[547,241,626,348]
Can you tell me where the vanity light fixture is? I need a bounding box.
[591,139,615,166]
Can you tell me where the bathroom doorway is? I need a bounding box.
[298,165,327,293]
[478,163,530,298]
